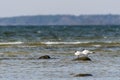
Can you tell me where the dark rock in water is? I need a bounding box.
[38,55,51,59]
[72,57,91,61]
[74,73,93,77]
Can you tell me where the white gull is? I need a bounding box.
[74,49,94,58]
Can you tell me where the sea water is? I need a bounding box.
[0,25,120,80]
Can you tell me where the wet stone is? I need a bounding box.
[38,55,51,59]
[72,56,91,61]
[74,73,93,77]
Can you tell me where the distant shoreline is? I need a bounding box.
[0,15,120,25]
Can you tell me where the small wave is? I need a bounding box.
[0,41,23,45]
[41,42,89,45]
[37,30,41,33]
[40,41,120,46]
[92,45,102,47]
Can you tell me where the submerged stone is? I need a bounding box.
[38,55,51,59]
[74,73,93,77]
[72,56,91,61]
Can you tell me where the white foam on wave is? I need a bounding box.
[41,42,88,45]
[37,31,41,33]
[40,41,118,45]
[92,45,102,47]
[0,41,23,45]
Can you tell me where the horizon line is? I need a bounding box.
[0,13,120,18]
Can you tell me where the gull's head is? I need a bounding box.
[74,51,81,56]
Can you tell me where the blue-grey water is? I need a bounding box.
[0,25,120,80]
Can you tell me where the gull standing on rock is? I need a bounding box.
[74,49,94,58]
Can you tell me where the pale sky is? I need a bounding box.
[0,0,120,17]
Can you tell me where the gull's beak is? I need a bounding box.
[90,51,95,54]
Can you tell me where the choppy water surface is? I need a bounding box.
[0,25,120,80]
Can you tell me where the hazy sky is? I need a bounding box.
[0,0,120,17]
